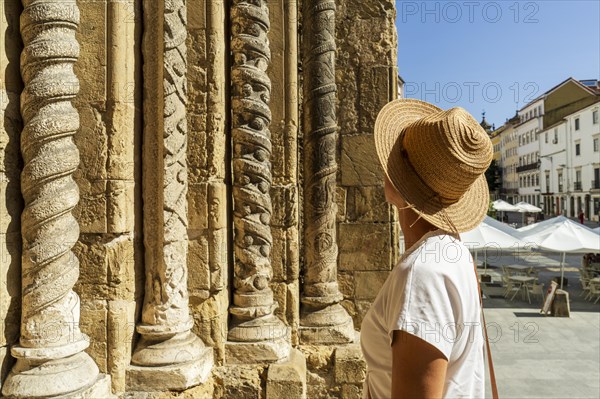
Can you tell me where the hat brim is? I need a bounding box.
[374,99,490,233]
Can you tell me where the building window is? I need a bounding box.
[545,132,548,143]
[554,129,558,143]
[575,118,580,130]
[575,142,581,156]
[594,137,599,152]
[593,110,598,124]
[558,172,563,192]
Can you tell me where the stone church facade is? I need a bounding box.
[0,0,398,397]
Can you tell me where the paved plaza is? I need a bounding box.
[479,251,600,398]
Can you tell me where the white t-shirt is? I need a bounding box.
[360,229,485,399]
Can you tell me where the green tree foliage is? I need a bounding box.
[485,159,501,192]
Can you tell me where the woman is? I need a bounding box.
[360,98,494,398]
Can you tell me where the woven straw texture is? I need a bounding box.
[374,98,493,233]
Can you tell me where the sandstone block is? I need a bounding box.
[286,227,300,280]
[107,179,135,234]
[334,345,366,384]
[73,177,108,234]
[75,104,108,174]
[359,66,397,134]
[338,272,355,298]
[187,113,208,183]
[270,185,298,228]
[209,182,228,229]
[336,67,359,136]
[354,271,390,300]
[107,300,136,393]
[266,348,307,399]
[106,233,136,300]
[74,0,107,103]
[342,383,362,399]
[209,228,227,291]
[300,345,334,372]
[347,186,390,223]
[271,227,287,281]
[213,364,265,399]
[188,235,210,292]
[188,183,209,231]
[74,237,109,300]
[80,300,108,373]
[272,282,288,323]
[339,223,392,271]
[341,135,383,186]
[355,300,374,330]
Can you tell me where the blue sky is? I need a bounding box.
[395,0,600,128]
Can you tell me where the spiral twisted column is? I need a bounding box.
[225,0,290,363]
[127,0,213,391]
[1,1,102,397]
[299,0,355,344]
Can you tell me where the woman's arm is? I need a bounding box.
[391,330,448,398]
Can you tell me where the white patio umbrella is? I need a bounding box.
[515,201,542,213]
[492,199,521,224]
[461,216,526,275]
[515,201,542,226]
[519,216,600,289]
[492,199,521,212]
[593,227,600,234]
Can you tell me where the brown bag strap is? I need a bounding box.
[474,262,499,399]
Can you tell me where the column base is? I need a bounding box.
[1,351,100,398]
[126,348,213,391]
[225,336,291,364]
[300,303,356,344]
[128,329,214,391]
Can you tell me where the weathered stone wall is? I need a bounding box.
[0,0,398,397]
[335,0,399,331]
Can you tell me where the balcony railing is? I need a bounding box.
[516,162,538,173]
[592,180,600,190]
[574,181,582,191]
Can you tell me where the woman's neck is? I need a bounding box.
[400,217,440,250]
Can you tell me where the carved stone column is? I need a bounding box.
[300,0,355,344]
[127,0,213,390]
[1,1,105,397]
[225,0,291,363]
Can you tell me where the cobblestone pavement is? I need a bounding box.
[480,252,600,398]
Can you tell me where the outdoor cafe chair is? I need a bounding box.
[587,282,600,304]
[580,277,591,298]
[529,282,545,304]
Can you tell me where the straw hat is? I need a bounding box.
[374,98,493,233]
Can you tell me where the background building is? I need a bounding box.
[538,78,600,221]
[515,99,543,207]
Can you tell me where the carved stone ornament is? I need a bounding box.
[226,0,290,363]
[127,0,213,391]
[1,1,103,397]
[300,0,355,344]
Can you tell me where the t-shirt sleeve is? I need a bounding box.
[386,254,457,361]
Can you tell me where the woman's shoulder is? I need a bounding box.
[397,232,473,278]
